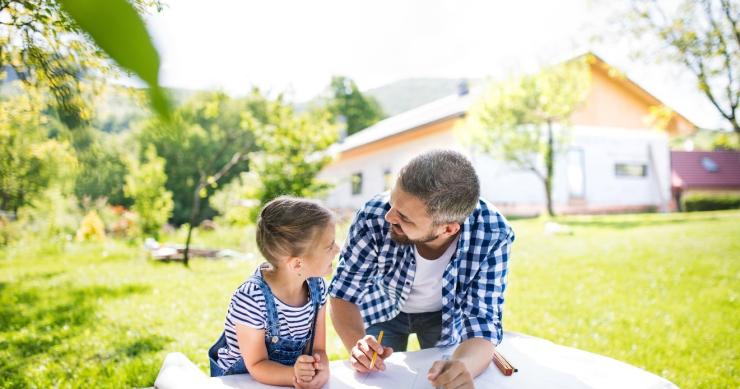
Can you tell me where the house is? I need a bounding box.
[671,150,740,209]
[318,54,697,216]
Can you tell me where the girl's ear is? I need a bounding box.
[286,256,303,273]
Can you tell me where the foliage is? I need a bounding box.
[670,128,740,150]
[208,172,256,226]
[137,91,257,226]
[616,0,740,134]
[218,99,338,222]
[74,133,132,207]
[0,88,79,213]
[15,187,83,244]
[58,0,171,117]
[75,210,106,242]
[682,192,740,211]
[0,0,165,127]
[459,56,591,216]
[325,76,385,136]
[124,146,173,237]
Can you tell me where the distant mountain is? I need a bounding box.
[294,77,483,119]
[364,78,482,117]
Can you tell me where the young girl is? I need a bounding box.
[208,196,339,388]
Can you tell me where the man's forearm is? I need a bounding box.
[451,337,495,378]
[329,297,366,351]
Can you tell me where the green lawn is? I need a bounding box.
[1,210,738,388]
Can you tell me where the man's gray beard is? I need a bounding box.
[390,227,439,245]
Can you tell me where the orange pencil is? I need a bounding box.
[369,330,384,369]
[492,349,517,376]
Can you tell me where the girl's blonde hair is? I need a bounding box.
[256,196,335,267]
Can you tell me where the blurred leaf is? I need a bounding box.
[58,0,171,118]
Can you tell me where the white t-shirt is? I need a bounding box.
[401,235,459,313]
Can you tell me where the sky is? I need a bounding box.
[144,0,727,130]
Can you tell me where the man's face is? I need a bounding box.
[384,184,440,245]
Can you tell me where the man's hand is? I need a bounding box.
[349,334,393,373]
[427,359,474,389]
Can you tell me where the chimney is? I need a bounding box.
[337,114,347,142]
[457,79,469,96]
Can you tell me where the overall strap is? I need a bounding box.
[304,277,323,353]
[307,277,323,311]
[245,275,281,338]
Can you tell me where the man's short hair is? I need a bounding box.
[397,150,480,224]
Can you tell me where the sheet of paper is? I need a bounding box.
[326,350,452,389]
[187,332,679,389]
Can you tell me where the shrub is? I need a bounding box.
[75,210,106,242]
[682,192,740,212]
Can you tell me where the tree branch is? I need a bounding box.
[695,59,736,123]
[720,0,740,45]
[704,0,738,112]
[209,151,246,185]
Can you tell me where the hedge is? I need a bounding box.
[682,192,740,212]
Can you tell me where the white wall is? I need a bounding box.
[569,126,670,209]
[319,131,466,209]
[319,125,672,213]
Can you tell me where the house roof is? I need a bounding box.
[329,87,478,154]
[331,52,697,156]
[584,53,696,133]
[671,150,740,189]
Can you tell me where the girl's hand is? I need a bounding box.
[293,353,329,389]
[293,355,317,383]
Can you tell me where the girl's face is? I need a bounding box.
[302,221,339,278]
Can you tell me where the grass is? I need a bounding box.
[1,210,738,388]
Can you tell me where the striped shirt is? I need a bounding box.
[217,267,327,370]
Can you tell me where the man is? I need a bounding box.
[329,150,515,389]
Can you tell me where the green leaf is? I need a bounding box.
[58,0,171,118]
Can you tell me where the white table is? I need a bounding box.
[154,332,678,389]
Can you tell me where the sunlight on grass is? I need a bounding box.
[1,210,738,388]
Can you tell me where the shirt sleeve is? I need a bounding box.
[226,283,266,330]
[460,226,514,345]
[328,208,379,305]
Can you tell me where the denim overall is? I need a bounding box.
[208,275,322,377]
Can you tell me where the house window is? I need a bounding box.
[701,157,719,172]
[567,149,585,199]
[383,169,395,191]
[615,163,647,178]
[351,172,363,195]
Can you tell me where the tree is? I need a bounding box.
[225,98,338,222]
[73,135,132,207]
[617,0,740,135]
[0,0,169,126]
[0,88,78,213]
[124,145,173,237]
[326,76,385,135]
[460,57,591,217]
[138,91,257,265]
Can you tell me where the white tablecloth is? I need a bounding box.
[154,332,678,389]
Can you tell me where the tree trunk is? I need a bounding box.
[544,120,555,217]
[183,178,204,267]
[181,153,245,266]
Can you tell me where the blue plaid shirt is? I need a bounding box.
[329,194,514,346]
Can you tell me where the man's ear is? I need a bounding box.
[443,223,461,237]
